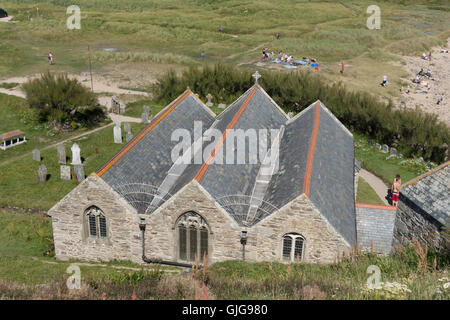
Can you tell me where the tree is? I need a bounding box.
[22,72,106,129]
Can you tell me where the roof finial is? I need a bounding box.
[252,71,261,84]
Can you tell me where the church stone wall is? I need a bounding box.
[145,181,351,264]
[48,174,142,263]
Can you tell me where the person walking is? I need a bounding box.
[341,61,345,74]
[391,174,401,207]
[48,52,54,65]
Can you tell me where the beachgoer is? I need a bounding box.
[219,25,222,32]
[276,33,280,40]
[391,174,401,206]
[437,96,443,105]
[381,75,388,87]
[428,51,432,61]
[422,53,427,60]
[341,61,344,74]
[48,52,54,65]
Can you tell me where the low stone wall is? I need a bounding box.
[393,194,448,252]
[356,204,396,254]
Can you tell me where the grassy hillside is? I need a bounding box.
[1,0,448,96]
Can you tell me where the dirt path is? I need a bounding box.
[359,169,389,205]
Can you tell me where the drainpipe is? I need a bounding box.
[139,217,202,269]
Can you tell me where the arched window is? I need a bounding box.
[176,212,209,262]
[85,206,107,239]
[282,233,305,262]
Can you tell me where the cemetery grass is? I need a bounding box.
[356,177,385,205]
[0,93,111,163]
[1,209,449,300]
[1,1,449,97]
[0,122,147,211]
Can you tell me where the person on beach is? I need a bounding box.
[381,75,388,87]
[391,174,401,207]
[48,52,53,65]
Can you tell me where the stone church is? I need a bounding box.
[49,80,390,265]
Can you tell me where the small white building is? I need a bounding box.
[0,130,26,150]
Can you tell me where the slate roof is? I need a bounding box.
[400,161,450,226]
[94,84,356,244]
[96,90,215,213]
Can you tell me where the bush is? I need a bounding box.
[22,72,106,128]
[152,64,449,163]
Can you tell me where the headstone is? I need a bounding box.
[418,157,424,163]
[141,112,149,123]
[32,149,41,162]
[381,144,389,153]
[114,122,122,144]
[426,162,433,170]
[367,139,373,146]
[398,153,403,159]
[38,165,47,182]
[60,165,71,180]
[71,143,82,165]
[74,165,85,182]
[124,122,131,134]
[143,105,150,115]
[389,147,397,157]
[119,102,126,114]
[218,103,227,109]
[287,112,294,119]
[376,143,381,150]
[111,96,119,113]
[57,144,66,164]
[126,132,134,143]
[206,94,213,107]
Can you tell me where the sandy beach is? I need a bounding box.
[397,39,450,126]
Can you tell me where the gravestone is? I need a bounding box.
[111,96,119,113]
[389,147,397,157]
[141,112,149,123]
[418,157,424,163]
[381,144,389,153]
[367,139,373,146]
[376,143,381,150]
[218,103,227,109]
[143,105,150,115]
[119,102,126,114]
[206,94,213,107]
[74,165,85,182]
[398,153,403,159]
[71,143,82,165]
[57,144,66,164]
[287,112,294,119]
[123,122,131,134]
[32,149,41,162]
[114,122,122,144]
[126,132,134,143]
[37,165,47,182]
[60,165,71,180]
[426,162,433,170]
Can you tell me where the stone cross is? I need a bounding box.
[114,121,122,144]
[252,71,261,84]
[71,143,82,165]
[206,94,213,107]
[141,112,149,123]
[57,144,66,164]
[38,165,47,182]
[74,164,85,182]
[381,144,389,153]
[32,149,41,162]
[60,165,71,181]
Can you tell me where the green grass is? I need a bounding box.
[0,122,147,210]
[0,93,111,163]
[356,177,385,205]
[354,133,430,184]
[1,0,448,97]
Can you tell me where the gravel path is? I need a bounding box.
[359,169,389,205]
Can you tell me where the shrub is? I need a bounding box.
[22,72,106,129]
[152,64,449,163]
